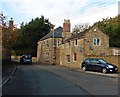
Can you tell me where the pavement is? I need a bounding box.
[1,64,18,87]
[71,68,119,78]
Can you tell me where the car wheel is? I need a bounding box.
[102,68,107,74]
[82,66,87,71]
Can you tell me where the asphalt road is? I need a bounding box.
[2,63,119,96]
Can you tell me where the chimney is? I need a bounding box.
[63,19,71,32]
[62,19,71,40]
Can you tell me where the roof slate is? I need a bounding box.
[64,25,107,43]
[64,31,85,42]
[40,26,63,41]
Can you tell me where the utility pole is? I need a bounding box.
[51,24,55,65]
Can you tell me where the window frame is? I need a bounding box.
[46,40,49,48]
[73,53,77,62]
[57,40,61,47]
[93,38,101,46]
[74,39,78,46]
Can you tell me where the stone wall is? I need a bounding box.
[84,26,110,55]
[86,55,120,71]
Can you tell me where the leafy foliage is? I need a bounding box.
[72,15,120,47]
[96,15,120,47]
[12,16,52,56]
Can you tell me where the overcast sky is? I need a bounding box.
[0,0,119,29]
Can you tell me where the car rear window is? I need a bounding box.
[23,55,32,59]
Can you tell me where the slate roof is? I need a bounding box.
[64,31,86,43]
[39,26,63,41]
[64,28,87,43]
[64,25,106,43]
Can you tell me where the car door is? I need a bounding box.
[83,59,91,70]
[86,59,94,70]
[90,59,101,71]
[94,62,102,71]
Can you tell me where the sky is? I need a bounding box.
[0,0,119,29]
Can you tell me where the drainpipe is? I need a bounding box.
[83,37,86,60]
[70,41,71,68]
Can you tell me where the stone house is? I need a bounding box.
[37,20,118,68]
[60,25,110,68]
[37,20,71,65]
[37,26,63,65]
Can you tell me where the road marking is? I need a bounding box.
[1,65,18,87]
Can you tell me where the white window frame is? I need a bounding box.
[57,40,61,47]
[93,38,101,46]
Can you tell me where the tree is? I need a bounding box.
[0,12,17,65]
[12,15,52,56]
[72,23,90,34]
[96,15,120,47]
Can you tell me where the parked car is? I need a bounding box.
[20,54,32,64]
[81,58,118,73]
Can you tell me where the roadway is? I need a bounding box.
[2,63,119,96]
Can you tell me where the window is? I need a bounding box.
[75,39,77,46]
[46,52,49,60]
[90,59,99,64]
[57,41,61,47]
[93,38,101,46]
[73,53,77,62]
[66,55,70,62]
[46,40,49,47]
